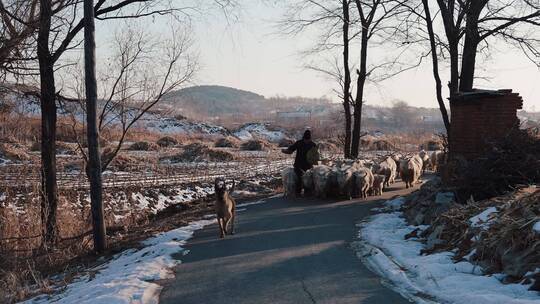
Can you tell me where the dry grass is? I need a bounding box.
[0,143,30,161]
[474,189,540,281]
[127,141,159,151]
[161,142,236,162]
[214,137,238,148]
[417,188,540,288]
[240,139,268,151]
[156,136,179,148]
[447,128,540,203]
[0,172,283,302]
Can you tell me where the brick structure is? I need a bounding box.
[449,89,523,159]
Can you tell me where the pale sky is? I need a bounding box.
[96,1,540,111]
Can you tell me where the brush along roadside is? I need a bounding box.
[402,179,540,291]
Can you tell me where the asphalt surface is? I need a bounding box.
[160,180,422,304]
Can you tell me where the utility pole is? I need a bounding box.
[83,0,106,252]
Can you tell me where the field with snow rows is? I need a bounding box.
[0,160,291,190]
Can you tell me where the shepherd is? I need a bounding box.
[281,129,319,196]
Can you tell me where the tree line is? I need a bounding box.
[281,0,539,157]
[0,0,538,253]
[0,0,237,252]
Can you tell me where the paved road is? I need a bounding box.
[160,180,422,304]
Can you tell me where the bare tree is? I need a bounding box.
[426,0,540,93]
[83,0,106,252]
[397,0,539,135]
[66,24,197,173]
[421,0,450,133]
[342,0,353,158]
[1,0,233,246]
[280,0,353,157]
[350,0,402,157]
[280,0,416,158]
[99,25,197,171]
[0,0,39,79]
[37,0,58,247]
[458,0,539,91]
[401,0,451,133]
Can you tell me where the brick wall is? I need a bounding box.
[449,89,523,159]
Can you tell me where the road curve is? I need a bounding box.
[160,180,421,304]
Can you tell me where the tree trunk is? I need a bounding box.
[436,0,460,96]
[422,0,451,133]
[37,0,58,247]
[84,0,106,253]
[342,0,352,158]
[459,2,485,92]
[350,27,368,158]
[448,40,460,96]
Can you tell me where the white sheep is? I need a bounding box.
[302,168,314,196]
[353,167,374,198]
[281,167,298,198]
[326,167,340,197]
[377,156,397,188]
[392,153,403,175]
[312,165,331,198]
[430,150,445,173]
[400,155,422,188]
[419,150,430,174]
[372,174,385,196]
[336,165,355,199]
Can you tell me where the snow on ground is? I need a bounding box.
[23,219,215,304]
[153,186,214,214]
[144,116,229,137]
[7,90,230,138]
[23,195,273,304]
[0,156,9,165]
[533,221,540,235]
[233,123,287,142]
[469,207,498,229]
[355,198,540,304]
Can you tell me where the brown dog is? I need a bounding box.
[214,178,236,238]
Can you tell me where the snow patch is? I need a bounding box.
[470,207,498,229]
[145,117,229,136]
[233,123,287,143]
[23,219,215,304]
[384,197,405,211]
[533,221,540,235]
[356,202,540,304]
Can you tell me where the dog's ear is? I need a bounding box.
[230,180,235,193]
[215,178,220,189]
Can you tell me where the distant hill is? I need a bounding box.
[163,85,266,117]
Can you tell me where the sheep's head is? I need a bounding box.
[303,170,314,189]
[336,167,353,187]
[354,171,367,185]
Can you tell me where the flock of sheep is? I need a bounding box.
[282,150,446,199]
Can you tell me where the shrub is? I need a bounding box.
[207,149,235,161]
[240,139,266,151]
[214,137,236,148]
[361,139,395,151]
[156,136,178,148]
[448,128,540,203]
[420,140,443,151]
[127,141,158,151]
[161,142,235,163]
[318,141,339,152]
[0,143,30,162]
